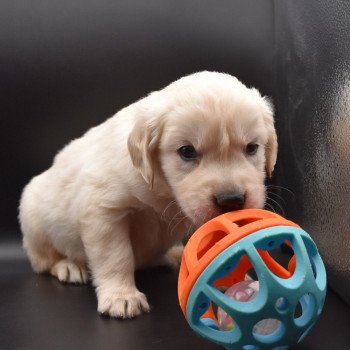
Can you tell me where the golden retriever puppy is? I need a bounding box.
[19,71,277,319]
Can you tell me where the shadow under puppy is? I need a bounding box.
[19,71,278,319]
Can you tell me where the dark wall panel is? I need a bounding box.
[274,0,350,304]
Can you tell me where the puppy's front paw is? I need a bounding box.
[167,244,184,267]
[157,244,184,269]
[97,287,150,319]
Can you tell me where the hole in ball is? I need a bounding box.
[252,319,285,344]
[199,302,209,310]
[275,297,289,313]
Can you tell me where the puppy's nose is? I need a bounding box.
[215,192,245,213]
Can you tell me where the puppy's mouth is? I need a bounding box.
[189,206,238,227]
[189,195,264,227]
[197,207,220,226]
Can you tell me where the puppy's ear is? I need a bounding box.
[128,110,164,189]
[262,98,278,178]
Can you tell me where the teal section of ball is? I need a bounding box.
[186,226,327,350]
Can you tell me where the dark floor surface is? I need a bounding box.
[1,240,349,350]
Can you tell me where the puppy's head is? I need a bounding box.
[128,72,277,226]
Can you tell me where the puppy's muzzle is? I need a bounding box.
[215,192,245,213]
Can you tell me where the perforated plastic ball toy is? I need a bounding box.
[178,209,327,350]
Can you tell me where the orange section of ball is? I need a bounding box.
[178,209,299,318]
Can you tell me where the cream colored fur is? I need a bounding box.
[19,71,277,319]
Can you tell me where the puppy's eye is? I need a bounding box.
[246,143,259,156]
[177,145,198,161]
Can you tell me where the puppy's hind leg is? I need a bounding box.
[22,230,63,274]
[20,177,63,275]
[50,258,89,284]
[19,179,89,285]
[23,231,89,284]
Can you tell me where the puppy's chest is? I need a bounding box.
[129,203,190,266]
[131,201,189,239]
